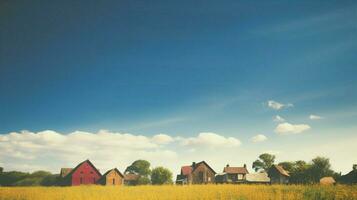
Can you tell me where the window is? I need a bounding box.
[113,179,115,185]
[80,171,84,174]
[80,177,83,184]
[90,171,93,174]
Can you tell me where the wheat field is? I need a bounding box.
[0,185,356,200]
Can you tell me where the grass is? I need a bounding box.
[0,184,356,200]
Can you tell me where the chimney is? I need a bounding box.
[226,164,230,168]
[243,164,247,169]
[192,162,196,168]
[353,164,357,171]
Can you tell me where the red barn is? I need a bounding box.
[60,159,101,186]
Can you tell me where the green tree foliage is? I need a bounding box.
[308,157,334,182]
[125,160,151,177]
[0,167,3,174]
[278,157,336,184]
[137,176,151,185]
[0,171,29,186]
[151,167,173,185]
[0,170,59,186]
[252,153,275,172]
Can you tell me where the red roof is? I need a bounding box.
[181,166,192,176]
[223,167,249,174]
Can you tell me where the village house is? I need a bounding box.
[176,161,216,184]
[245,172,270,184]
[98,168,124,186]
[268,165,289,184]
[339,164,357,184]
[60,160,102,186]
[215,164,249,184]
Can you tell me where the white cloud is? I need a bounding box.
[151,134,174,144]
[275,122,311,135]
[309,114,323,120]
[267,100,293,110]
[179,132,241,148]
[274,115,285,122]
[0,130,241,173]
[251,134,268,143]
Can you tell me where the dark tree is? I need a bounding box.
[151,167,173,185]
[125,160,151,177]
[252,153,275,172]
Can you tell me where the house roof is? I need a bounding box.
[320,177,336,185]
[60,168,73,177]
[124,173,140,181]
[181,166,192,176]
[246,172,270,183]
[102,168,124,178]
[223,167,249,174]
[192,161,216,174]
[273,165,290,177]
[65,159,102,178]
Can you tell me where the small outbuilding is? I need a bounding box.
[98,168,124,186]
[124,173,140,185]
[245,172,270,184]
[268,165,289,184]
[320,177,336,185]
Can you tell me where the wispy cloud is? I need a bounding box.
[274,115,285,122]
[275,122,311,135]
[267,100,293,110]
[309,114,323,120]
[254,6,357,38]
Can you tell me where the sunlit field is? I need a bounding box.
[0,185,356,200]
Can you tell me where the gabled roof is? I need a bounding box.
[181,166,192,176]
[102,168,124,178]
[223,167,249,174]
[65,159,102,178]
[124,173,140,181]
[273,165,289,177]
[60,168,73,177]
[192,161,216,174]
[246,172,270,183]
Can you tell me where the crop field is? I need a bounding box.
[0,185,356,200]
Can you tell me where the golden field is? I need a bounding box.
[0,185,356,200]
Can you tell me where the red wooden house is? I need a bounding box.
[60,159,102,186]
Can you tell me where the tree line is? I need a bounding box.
[0,154,355,186]
[253,153,342,184]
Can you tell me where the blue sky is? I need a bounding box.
[0,1,357,174]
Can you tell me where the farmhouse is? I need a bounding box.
[176,161,216,184]
[268,165,289,184]
[60,159,102,186]
[98,168,124,186]
[215,164,249,184]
